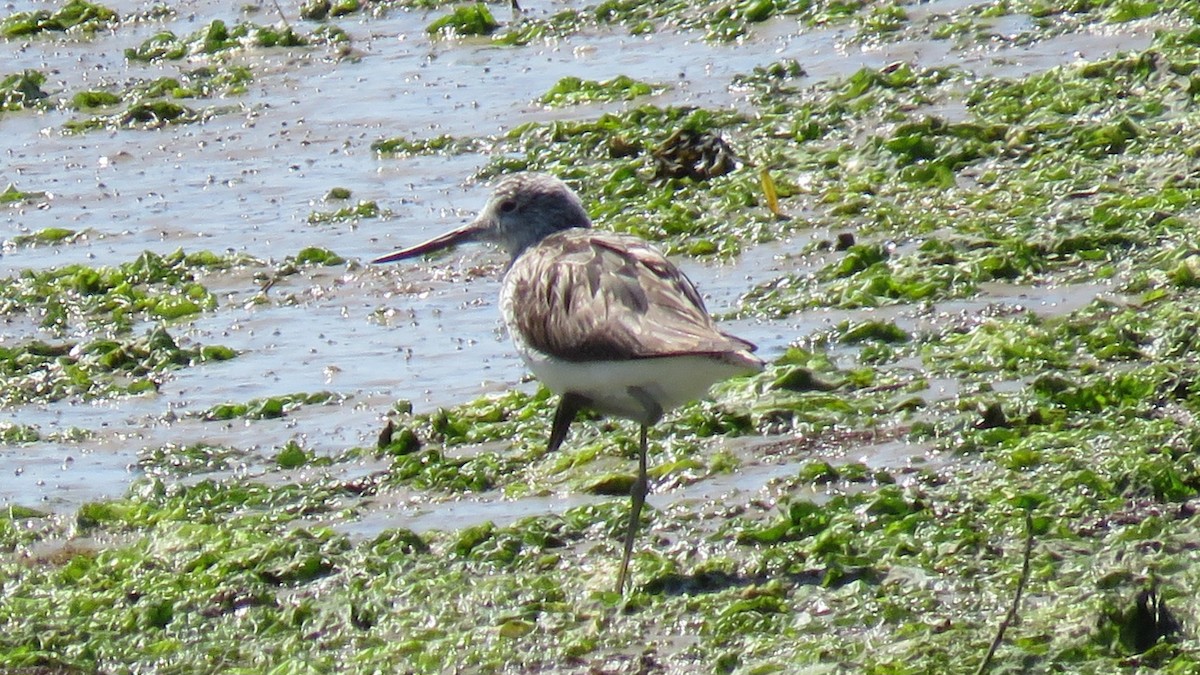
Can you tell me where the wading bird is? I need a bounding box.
[374,173,763,594]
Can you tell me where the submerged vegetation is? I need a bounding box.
[124,19,307,61]
[0,184,49,205]
[539,75,667,107]
[0,0,116,39]
[369,133,483,155]
[0,327,236,405]
[0,71,49,110]
[307,200,386,225]
[64,65,253,129]
[0,4,322,130]
[0,250,242,406]
[4,0,1200,673]
[64,64,254,130]
[0,249,229,332]
[426,2,499,36]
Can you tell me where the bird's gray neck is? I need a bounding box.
[501,216,591,261]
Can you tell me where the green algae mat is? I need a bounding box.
[4,0,1200,673]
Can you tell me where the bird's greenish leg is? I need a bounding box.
[616,387,662,595]
[616,424,649,595]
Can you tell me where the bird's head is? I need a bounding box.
[373,173,592,265]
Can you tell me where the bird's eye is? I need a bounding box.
[499,200,517,213]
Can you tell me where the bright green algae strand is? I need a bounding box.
[8,1,1200,674]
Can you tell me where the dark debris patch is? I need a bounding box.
[651,129,739,181]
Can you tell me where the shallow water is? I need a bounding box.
[0,1,1155,524]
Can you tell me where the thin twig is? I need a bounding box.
[976,511,1035,675]
[269,0,292,32]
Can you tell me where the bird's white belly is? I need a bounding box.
[521,351,750,425]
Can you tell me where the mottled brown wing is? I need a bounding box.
[506,230,755,362]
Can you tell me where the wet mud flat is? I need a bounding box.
[2,0,1200,673]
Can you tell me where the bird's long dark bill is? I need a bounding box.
[371,219,488,264]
